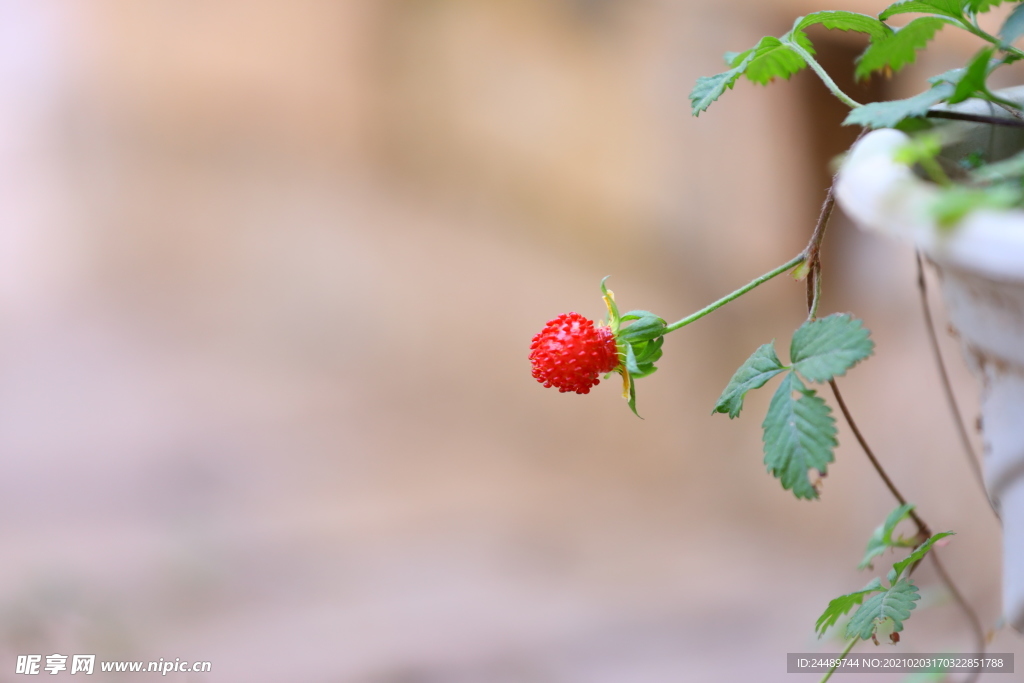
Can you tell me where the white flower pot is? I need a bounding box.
[835,91,1024,634]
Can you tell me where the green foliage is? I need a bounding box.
[892,532,955,578]
[797,11,893,39]
[762,372,837,500]
[1001,2,1024,44]
[859,504,918,570]
[816,578,884,636]
[617,312,667,344]
[713,343,786,418]
[843,82,955,128]
[856,17,948,81]
[967,0,1012,12]
[790,314,875,382]
[931,184,1023,227]
[846,579,920,641]
[690,12,890,115]
[690,52,758,115]
[949,47,997,104]
[879,0,965,21]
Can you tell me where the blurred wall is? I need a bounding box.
[0,1,1017,682]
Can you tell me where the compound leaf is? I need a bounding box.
[860,504,918,570]
[713,343,786,419]
[855,16,947,80]
[846,579,920,641]
[816,578,884,637]
[967,0,1011,12]
[791,314,874,383]
[762,372,837,500]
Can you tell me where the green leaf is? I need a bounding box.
[1001,3,1024,44]
[816,578,884,637]
[617,314,667,343]
[762,372,837,500]
[931,184,1023,228]
[879,0,965,21]
[690,51,758,115]
[843,81,955,128]
[846,579,920,641]
[860,504,918,570]
[796,11,893,40]
[855,17,947,81]
[967,0,1011,12]
[750,32,818,84]
[790,314,874,383]
[949,47,995,105]
[713,343,786,419]
[892,531,955,579]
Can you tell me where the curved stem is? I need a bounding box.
[819,637,858,683]
[663,253,806,333]
[915,252,998,523]
[931,552,986,683]
[787,42,863,109]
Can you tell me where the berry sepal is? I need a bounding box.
[601,277,667,417]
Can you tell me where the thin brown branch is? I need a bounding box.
[926,109,1024,128]
[915,252,999,523]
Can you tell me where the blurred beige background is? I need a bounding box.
[0,1,1019,681]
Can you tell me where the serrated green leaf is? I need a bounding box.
[816,578,884,637]
[723,50,742,66]
[690,50,758,116]
[846,579,920,640]
[860,504,918,570]
[762,372,837,500]
[967,0,1011,12]
[796,11,894,40]
[843,81,955,128]
[744,34,811,85]
[892,531,955,578]
[855,17,947,80]
[879,0,965,21]
[617,315,667,343]
[713,343,786,419]
[949,47,996,104]
[790,314,874,383]
[1001,3,1024,44]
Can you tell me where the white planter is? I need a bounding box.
[835,93,1024,634]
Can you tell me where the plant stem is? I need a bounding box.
[819,637,858,683]
[663,253,806,333]
[930,552,986,683]
[915,252,997,522]
[805,185,838,321]
[787,43,863,109]
[926,109,1024,128]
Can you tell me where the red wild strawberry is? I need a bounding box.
[529,312,620,394]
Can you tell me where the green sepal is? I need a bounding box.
[600,276,621,332]
[617,313,668,344]
[762,372,837,500]
[859,504,918,570]
[713,343,787,419]
[790,313,875,383]
[892,531,955,579]
[815,578,884,637]
[845,579,920,641]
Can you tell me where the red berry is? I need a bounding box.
[529,312,620,394]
